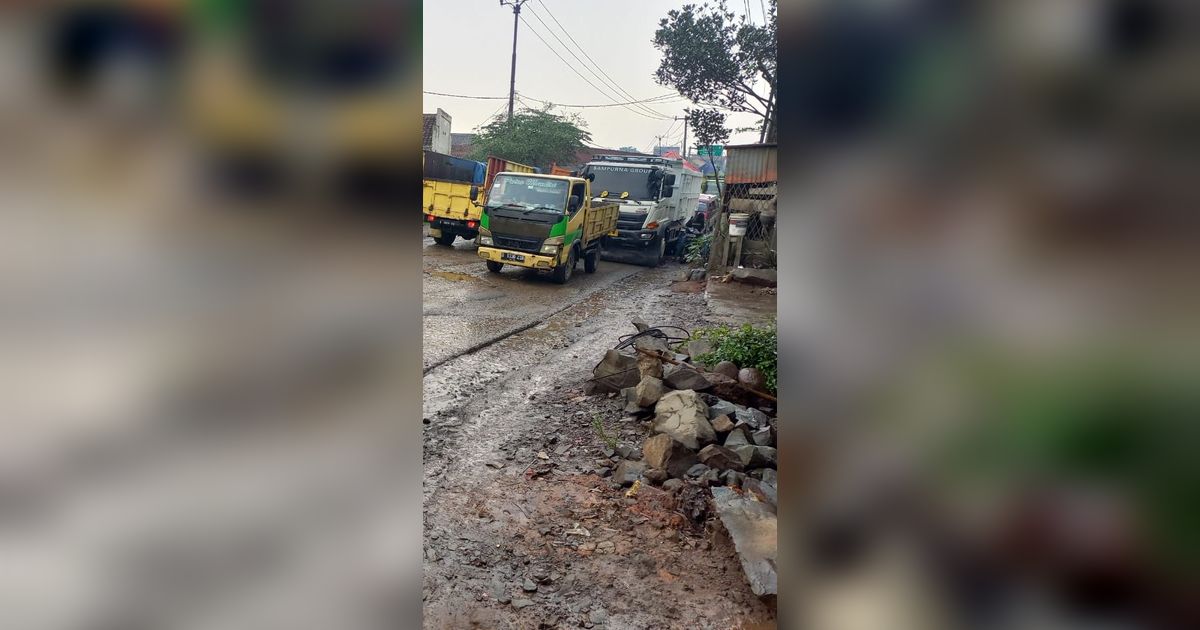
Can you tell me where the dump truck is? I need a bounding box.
[424,154,536,246]
[475,172,618,284]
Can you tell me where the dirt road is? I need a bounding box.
[422,237,776,629]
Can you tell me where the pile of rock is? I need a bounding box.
[587,320,777,510]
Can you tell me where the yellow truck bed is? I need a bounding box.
[584,202,619,243]
[422,178,480,222]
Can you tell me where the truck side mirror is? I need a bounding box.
[586,172,595,182]
[661,185,674,198]
[664,174,676,186]
[469,185,479,202]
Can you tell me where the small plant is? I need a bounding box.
[684,232,713,264]
[693,321,777,392]
[592,413,618,450]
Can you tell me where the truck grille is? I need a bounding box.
[616,218,645,231]
[492,235,542,253]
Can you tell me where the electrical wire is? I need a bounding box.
[424,90,507,100]
[518,92,684,109]
[518,15,670,121]
[530,1,674,120]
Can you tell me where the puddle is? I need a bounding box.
[429,270,477,282]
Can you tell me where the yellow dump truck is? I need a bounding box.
[475,172,619,284]
[424,154,536,246]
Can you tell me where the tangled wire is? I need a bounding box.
[614,326,691,352]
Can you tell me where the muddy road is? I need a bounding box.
[422,235,775,629]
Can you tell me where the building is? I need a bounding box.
[422,108,452,154]
[450,133,476,158]
[707,143,777,272]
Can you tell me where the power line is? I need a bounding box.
[531,1,673,119]
[518,92,683,109]
[522,8,669,120]
[424,90,508,100]
[518,16,670,121]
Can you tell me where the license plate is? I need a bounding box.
[501,252,525,262]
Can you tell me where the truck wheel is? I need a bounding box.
[433,233,456,246]
[552,248,576,284]
[486,261,503,273]
[584,248,599,273]
[644,236,666,267]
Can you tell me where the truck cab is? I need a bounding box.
[475,173,618,284]
[581,155,702,266]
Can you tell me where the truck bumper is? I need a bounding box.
[603,229,659,249]
[425,217,479,238]
[477,247,559,270]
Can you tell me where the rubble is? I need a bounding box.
[712,487,778,598]
[713,361,740,380]
[588,350,640,393]
[724,426,751,447]
[611,460,647,486]
[711,414,736,433]
[752,428,773,446]
[738,367,767,390]
[651,390,715,450]
[634,375,666,407]
[698,444,745,472]
[730,445,777,469]
[663,365,712,391]
[728,267,778,287]
[642,433,698,479]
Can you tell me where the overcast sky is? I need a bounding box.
[422,0,766,153]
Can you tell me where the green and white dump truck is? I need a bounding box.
[475,172,619,284]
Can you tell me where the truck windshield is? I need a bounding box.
[585,165,659,201]
[487,176,567,214]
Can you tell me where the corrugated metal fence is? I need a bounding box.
[706,144,778,271]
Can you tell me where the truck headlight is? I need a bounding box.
[639,232,654,240]
[541,236,564,254]
[479,236,493,246]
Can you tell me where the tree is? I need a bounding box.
[688,108,729,202]
[470,106,592,172]
[653,0,776,142]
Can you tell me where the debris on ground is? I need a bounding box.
[580,318,780,601]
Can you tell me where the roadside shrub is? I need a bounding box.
[692,322,777,392]
[683,232,712,265]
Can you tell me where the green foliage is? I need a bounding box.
[653,0,777,141]
[470,106,592,172]
[693,322,777,391]
[688,108,728,198]
[684,232,712,264]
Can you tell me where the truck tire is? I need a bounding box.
[584,248,599,273]
[486,260,503,273]
[552,247,576,284]
[643,236,666,267]
[433,233,455,246]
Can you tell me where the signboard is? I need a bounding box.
[697,145,724,156]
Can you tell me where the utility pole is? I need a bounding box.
[676,114,689,157]
[500,0,529,123]
[654,135,665,155]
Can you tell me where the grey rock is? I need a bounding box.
[631,317,651,332]
[728,267,778,287]
[589,608,609,624]
[611,460,647,486]
[711,486,778,597]
[734,407,770,429]
[662,479,685,493]
[615,444,634,459]
[761,469,778,486]
[512,598,535,609]
[708,399,739,420]
[621,387,645,414]
[722,470,748,487]
[686,463,710,477]
[700,468,722,486]
[713,361,740,380]
[590,350,640,393]
[641,433,698,479]
[663,366,712,391]
[651,390,715,450]
[752,428,773,447]
[698,444,745,472]
[634,375,666,408]
[636,352,664,379]
[724,427,751,448]
[731,445,777,469]
[523,578,538,592]
[688,268,707,282]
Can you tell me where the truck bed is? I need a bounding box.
[583,202,619,243]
